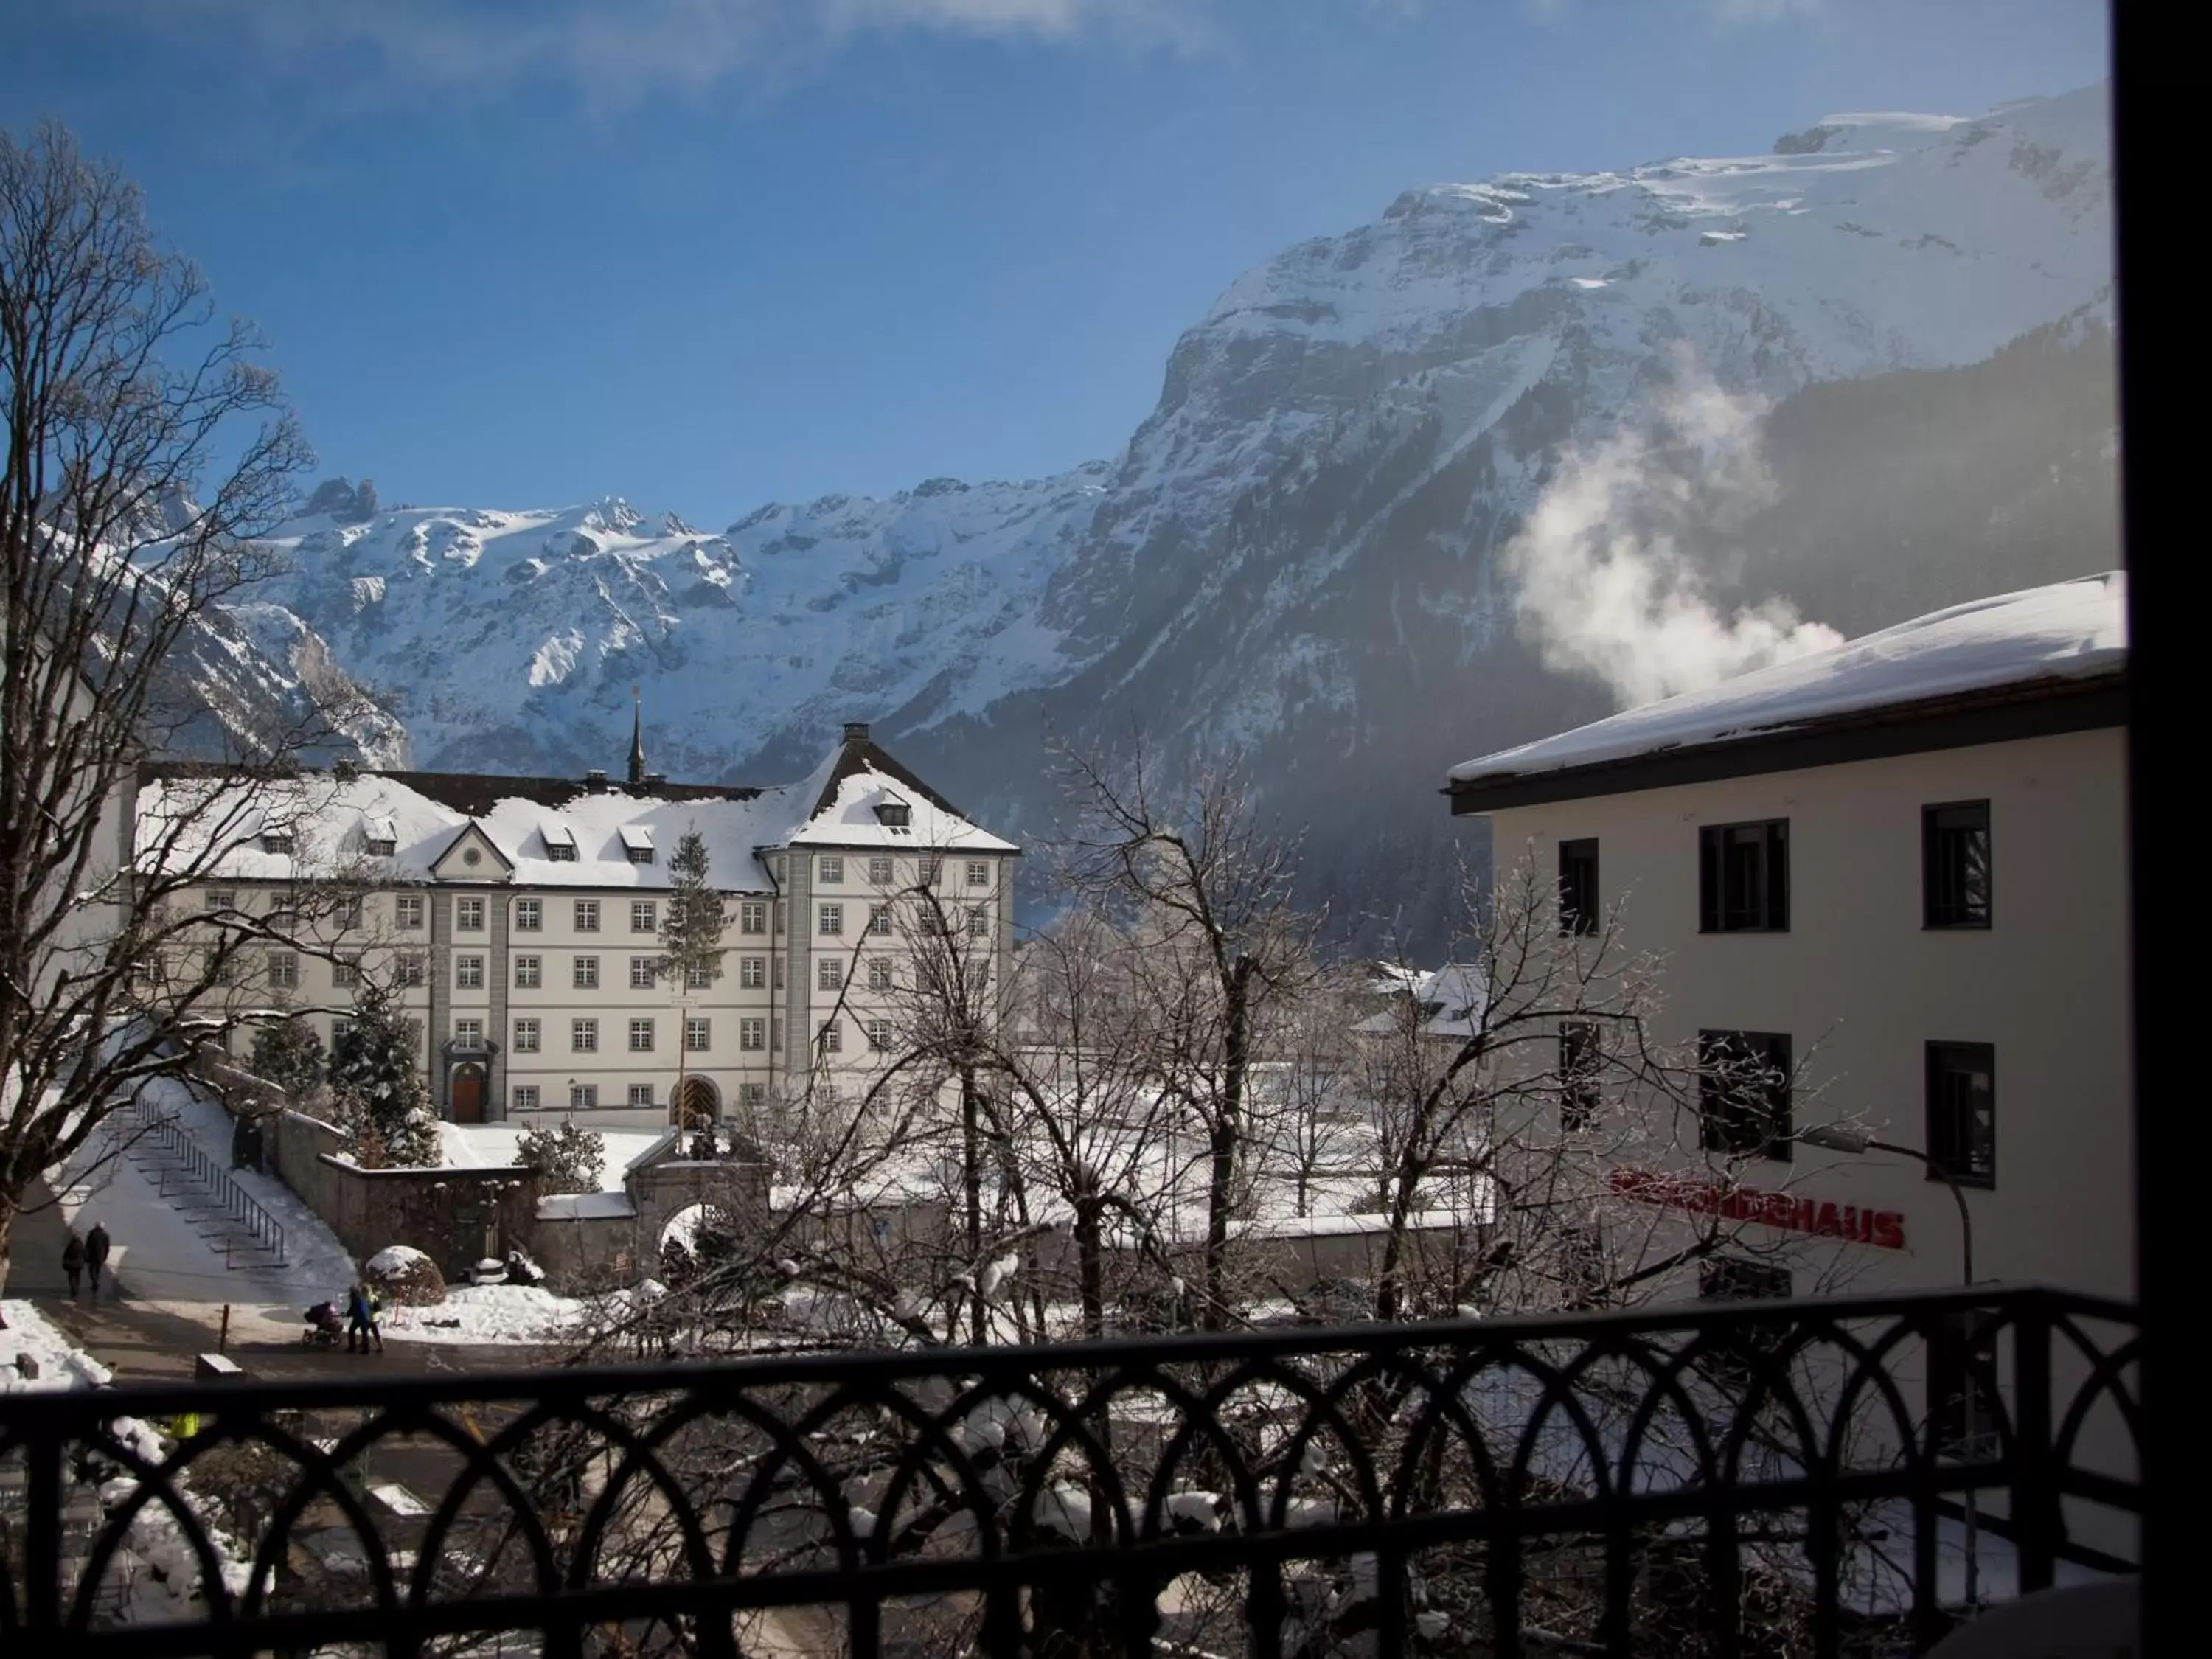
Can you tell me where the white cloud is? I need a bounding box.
[97,0,1210,108]
[1501,352,1842,709]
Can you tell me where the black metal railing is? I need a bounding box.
[0,1286,2140,1659]
[125,1096,288,1269]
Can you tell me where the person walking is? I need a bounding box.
[345,1279,383,1354]
[61,1232,84,1298]
[83,1222,111,1298]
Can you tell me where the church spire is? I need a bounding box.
[628,685,646,786]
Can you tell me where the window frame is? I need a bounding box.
[395,894,425,930]
[512,1018,540,1053]
[631,899,657,933]
[1697,819,1791,934]
[1926,1040,1997,1190]
[818,855,844,885]
[574,899,601,932]
[818,902,844,937]
[869,855,893,885]
[1558,838,1599,937]
[818,956,844,990]
[514,954,541,989]
[456,896,486,932]
[571,1018,599,1053]
[1559,1020,1601,1130]
[573,955,599,990]
[1922,800,1993,930]
[630,956,657,990]
[740,901,767,936]
[514,897,542,932]
[454,954,485,990]
[512,1084,540,1112]
[1697,1029,1794,1161]
[628,1017,655,1053]
[740,1017,765,1052]
[740,955,766,989]
[570,1083,597,1110]
[685,1016,712,1053]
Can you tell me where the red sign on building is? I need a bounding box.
[1608,1167,1906,1250]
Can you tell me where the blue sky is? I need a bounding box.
[4,1,2109,522]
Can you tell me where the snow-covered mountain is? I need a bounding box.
[242,86,2118,947]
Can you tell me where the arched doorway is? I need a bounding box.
[451,1062,487,1124]
[672,1075,720,1127]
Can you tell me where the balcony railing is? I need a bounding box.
[0,1285,2139,1659]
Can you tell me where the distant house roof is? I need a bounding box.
[1355,964,1487,1040]
[1447,572,2126,813]
[136,726,1017,889]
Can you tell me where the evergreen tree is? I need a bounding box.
[657,827,726,1126]
[327,978,440,1166]
[516,1118,606,1195]
[249,1016,326,1103]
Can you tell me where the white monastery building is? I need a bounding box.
[136,720,1018,1130]
[1445,572,2131,1310]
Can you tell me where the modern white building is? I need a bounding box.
[1444,572,2131,1309]
[136,721,1018,1130]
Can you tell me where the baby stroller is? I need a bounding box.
[302,1301,344,1348]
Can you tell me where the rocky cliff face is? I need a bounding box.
[240,87,2118,950]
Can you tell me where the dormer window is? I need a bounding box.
[620,824,655,866]
[874,791,911,829]
[260,831,295,855]
[543,821,579,863]
[366,815,397,858]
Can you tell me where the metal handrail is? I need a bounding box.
[123,1093,288,1269]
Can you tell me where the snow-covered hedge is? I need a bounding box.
[363,1245,445,1306]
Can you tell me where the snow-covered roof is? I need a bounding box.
[1449,573,2126,796]
[137,731,1017,888]
[1354,964,1488,1040]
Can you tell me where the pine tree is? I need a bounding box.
[516,1118,605,1195]
[327,978,440,1166]
[249,1016,326,1104]
[658,827,726,1127]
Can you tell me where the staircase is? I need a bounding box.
[114,1097,288,1273]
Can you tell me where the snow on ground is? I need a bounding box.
[1,1297,119,1393]
[1450,571,2125,785]
[375,1283,596,1346]
[439,1123,665,1192]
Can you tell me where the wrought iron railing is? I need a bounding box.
[0,1286,2139,1659]
[125,1095,288,1269]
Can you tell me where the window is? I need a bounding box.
[629,1018,655,1052]
[818,1019,844,1055]
[395,954,425,987]
[512,1084,540,1111]
[455,955,485,990]
[627,845,654,866]
[515,897,542,931]
[968,905,990,938]
[367,834,396,858]
[867,958,894,991]
[630,956,657,989]
[1923,801,1992,929]
[330,1018,352,1049]
[740,1017,765,1051]
[513,1018,540,1053]
[685,962,714,990]
[740,901,767,935]
[918,854,939,885]
[740,955,766,989]
[868,904,892,937]
[208,950,237,987]
[206,889,236,913]
[395,894,425,930]
[453,1018,483,1048]
[1558,838,1599,936]
[1698,821,1790,933]
[773,955,785,990]
[818,902,844,936]
[260,830,294,855]
[866,1018,891,1051]
[869,855,893,884]
[570,1083,597,1110]
[1697,1256,1794,1385]
[632,899,656,932]
[818,956,844,990]
[629,1084,655,1108]
[572,1018,598,1052]
[1559,1021,1601,1130]
[774,901,787,935]
[875,800,911,828]
[514,954,541,988]
[686,1016,712,1051]
[574,900,600,932]
[547,842,579,863]
[574,956,599,990]
[268,952,299,990]
[967,859,990,888]
[456,897,485,931]
[741,1082,766,1107]
[819,855,844,884]
[1927,1041,1996,1189]
[771,1015,784,1053]
[1698,1031,1793,1161]
[1930,1310,2000,1457]
[331,957,359,988]
[334,895,364,930]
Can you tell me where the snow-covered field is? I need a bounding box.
[439,1122,665,1192]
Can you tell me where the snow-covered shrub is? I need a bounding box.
[364,1245,445,1306]
[515,1119,605,1194]
[248,1015,325,1106]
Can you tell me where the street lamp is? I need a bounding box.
[1799,1120,1984,1616]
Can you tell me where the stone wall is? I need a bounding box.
[262,1108,540,1283]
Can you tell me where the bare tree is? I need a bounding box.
[0,122,358,1298]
